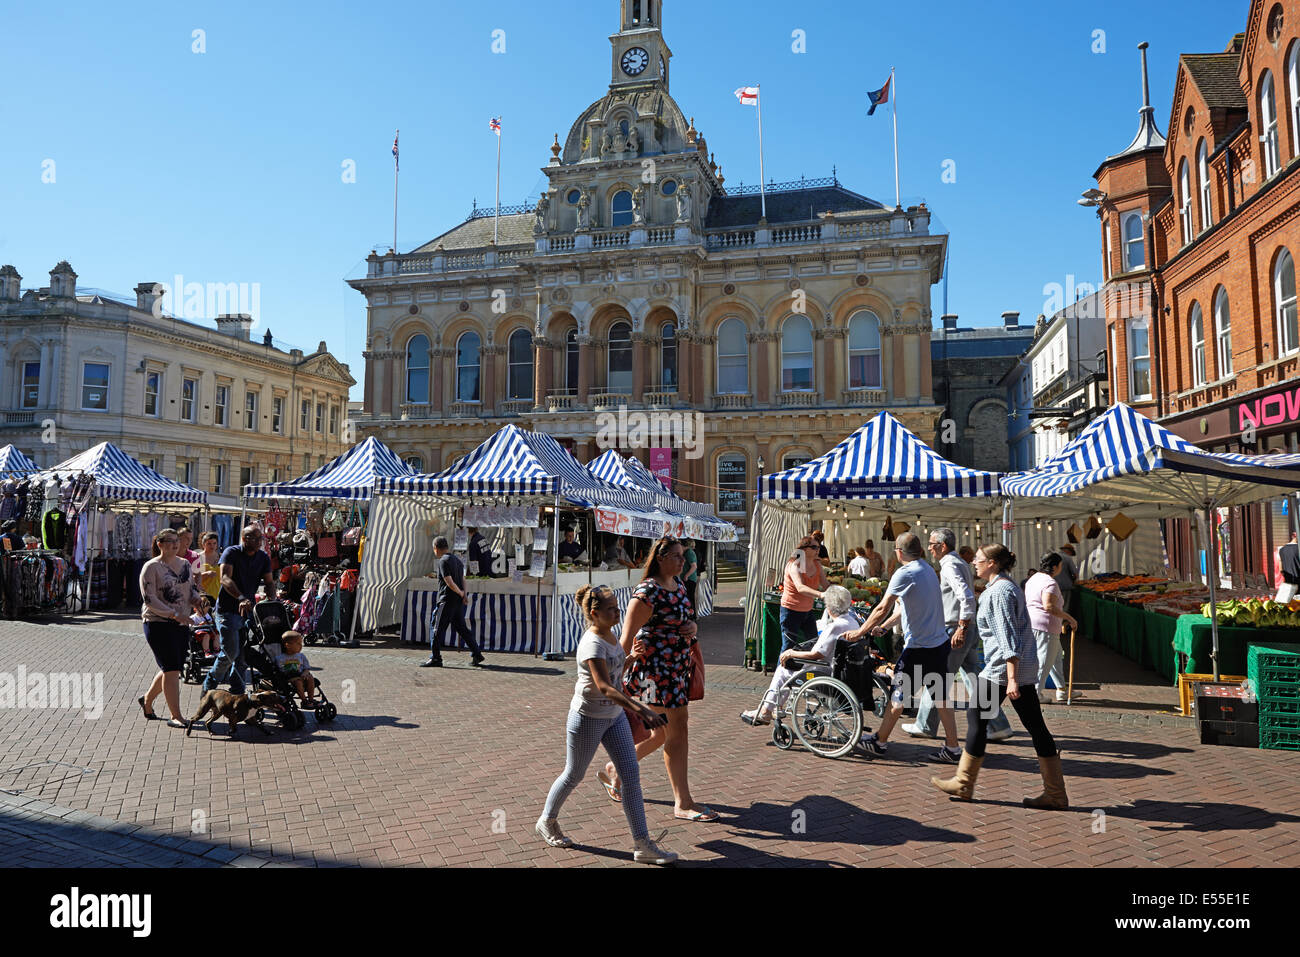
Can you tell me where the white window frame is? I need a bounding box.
[847,310,883,389]
[1214,288,1232,377]
[1262,70,1281,179]
[780,315,814,392]
[1276,248,1299,355]
[660,322,677,388]
[244,390,258,431]
[1122,212,1145,271]
[272,395,283,434]
[181,376,197,422]
[1289,41,1300,158]
[456,332,481,403]
[21,361,40,409]
[300,398,310,431]
[315,402,324,432]
[507,328,533,400]
[1178,159,1194,245]
[607,322,633,394]
[1128,320,1152,400]
[716,317,749,395]
[215,384,230,426]
[329,405,339,436]
[178,461,195,486]
[610,190,633,228]
[143,370,161,417]
[1197,140,1212,231]
[212,462,227,495]
[406,334,430,405]
[1190,302,1206,387]
[81,361,111,412]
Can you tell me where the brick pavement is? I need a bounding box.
[1,614,1298,868]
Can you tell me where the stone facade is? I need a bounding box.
[0,262,354,508]
[349,0,945,533]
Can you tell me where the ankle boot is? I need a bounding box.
[1023,754,1068,809]
[931,752,983,801]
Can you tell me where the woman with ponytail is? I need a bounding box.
[536,584,677,865]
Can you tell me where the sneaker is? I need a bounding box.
[857,733,888,756]
[987,726,1015,742]
[928,745,962,764]
[632,837,678,866]
[535,818,573,848]
[900,722,935,738]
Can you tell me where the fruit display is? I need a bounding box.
[1201,598,1300,629]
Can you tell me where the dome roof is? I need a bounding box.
[561,87,695,164]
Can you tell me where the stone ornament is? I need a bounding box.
[675,186,692,223]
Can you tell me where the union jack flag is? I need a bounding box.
[392,130,399,170]
[489,117,501,136]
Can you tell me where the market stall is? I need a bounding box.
[358,425,698,656]
[744,411,1004,669]
[1003,403,1300,681]
[26,442,208,615]
[240,437,417,645]
[0,445,39,478]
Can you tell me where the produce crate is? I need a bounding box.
[1259,709,1300,731]
[1259,726,1300,751]
[1177,673,1246,717]
[1247,641,1300,699]
[1259,696,1300,716]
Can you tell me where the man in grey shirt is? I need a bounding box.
[903,529,1013,744]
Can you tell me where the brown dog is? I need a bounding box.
[186,690,285,737]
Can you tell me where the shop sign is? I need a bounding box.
[649,448,672,489]
[1238,384,1300,433]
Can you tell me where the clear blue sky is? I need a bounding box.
[1,0,1248,399]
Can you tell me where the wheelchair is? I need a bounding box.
[759,636,887,758]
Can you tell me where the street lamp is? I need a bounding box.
[1077,188,1107,208]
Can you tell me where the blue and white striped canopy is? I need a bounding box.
[243,437,416,502]
[0,445,39,477]
[1001,402,1300,511]
[588,449,737,541]
[375,425,667,515]
[760,411,1001,502]
[34,442,207,504]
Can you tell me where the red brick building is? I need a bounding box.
[1094,0,1300,581]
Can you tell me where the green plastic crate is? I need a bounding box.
[1248,641,1300,693]
[1259,726,1300,751]
[1259,709,1300,731]
[1259,697,1300,716]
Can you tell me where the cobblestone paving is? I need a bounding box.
[1,615,1297,867]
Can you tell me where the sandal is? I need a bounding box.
[138,696,159,721]
[673,806,719,822]
[740,710,771,726]
[597,770,622,803]
[166,718,187,729]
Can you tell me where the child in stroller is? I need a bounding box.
[245,599,337,729]
[274,630,317,705]
[183,598,219,685]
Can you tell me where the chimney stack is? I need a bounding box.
[49,261,77,298]
[0,265,21,301]
[216,314,254,340]
[940,314,958,331]
[1002,311,1021,329]
[134,281,163,314]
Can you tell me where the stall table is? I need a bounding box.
[1172,615,1300,680]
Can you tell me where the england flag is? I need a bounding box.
[734,86,759,106]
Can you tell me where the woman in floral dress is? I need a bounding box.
[601,538,716,822]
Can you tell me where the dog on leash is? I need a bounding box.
[186,690,286,737]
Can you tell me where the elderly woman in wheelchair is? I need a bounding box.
[742,585,860,727]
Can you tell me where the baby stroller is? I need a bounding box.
[245,598,338,730]
[183,602,219,685]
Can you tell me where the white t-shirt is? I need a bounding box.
[848,556,869,577]
[785,610,857,670]
[571,629,626,718]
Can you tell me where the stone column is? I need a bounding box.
[892,331,906,403]
[38,341,51,407]
[48,343,62,411]
[533,338,552,409]
[482,344,503,414]
[377,354,393,417]
[827,328,847,404]
[576,336,593,405]
[362,351,376,414]
[632,333,649,402]
[919,328,934,402]
[751,333,769,404]
[675,323,690,401]
[881,330,895,400]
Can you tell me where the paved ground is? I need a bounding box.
[1,609,1298,868]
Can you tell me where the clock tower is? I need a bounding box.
[611,0,671,91]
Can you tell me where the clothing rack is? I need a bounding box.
[2,550,75,619]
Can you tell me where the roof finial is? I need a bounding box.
[1138,41,1151,110]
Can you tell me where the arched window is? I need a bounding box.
[660,321,677,388]
[1276,248,1298,355]
[1213,287,1232,377]
[1123,212,1145,271]
[1189,302,1206,387]
[508,328,533,400]
[607,321,632,393]
[611,190,633,227]
[1129,320,1152,399]
[1262,70,1281,178]
[1288,41,1300,157]
[716,317,748,394]
[1178,159,1193,244]
[780,315,814,391]
[405,334,430,404]
[404,455,424,472]
[847,310,882,389]
[565,329,579,393]
[456,331,481,402]
[1197,140,1212,231]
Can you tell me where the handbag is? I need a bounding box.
[316,533,338,559]
[688,640,705,701]
[342,526,362,547]
[624,705,651,745]
[1066,522,1082,544]
[881,516,896,542]
[1084,515,1103,539]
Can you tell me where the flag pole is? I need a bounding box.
[393,129,400,253]
[891,68,900,208]
[494,117,502,245]
[756,86,767,222]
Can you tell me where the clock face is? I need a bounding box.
[621,47,649,76]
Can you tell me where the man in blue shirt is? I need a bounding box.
[421,536,486,668]
[203,525,274,696]
[845,531,959,757]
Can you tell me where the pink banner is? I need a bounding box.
[649,448,672,489]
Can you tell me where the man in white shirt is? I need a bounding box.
[903,529,1013,745]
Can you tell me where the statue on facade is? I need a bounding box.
[576,189,592,229]
[631,185,646,225]
[675,184,692,223]
[533,193,550,236]
[600,132,613,157]
[626,124,640,155]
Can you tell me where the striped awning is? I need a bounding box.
[243,436,416,502]
[0,445,39,477]
[587,449,737,541]
[1001,402,1300,511]
[760,411,1001,502]
[33,442,207,504]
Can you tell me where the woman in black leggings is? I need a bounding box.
[932,543,1068,808]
